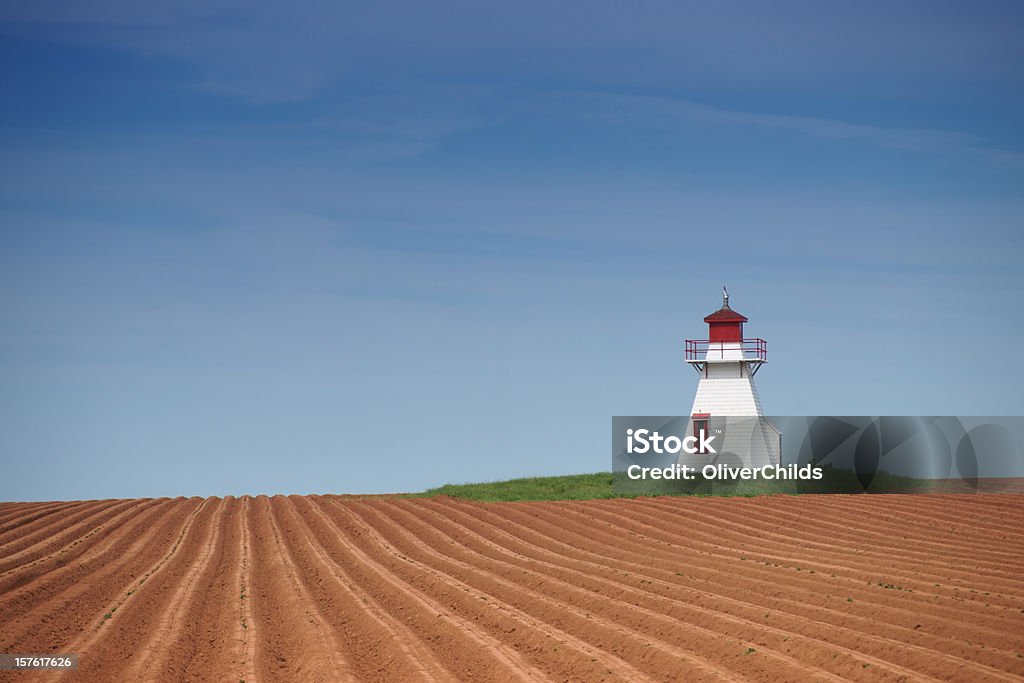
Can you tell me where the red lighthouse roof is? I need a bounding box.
[704,306,747,323]
[703,287,747,322]
[704,287,746,342]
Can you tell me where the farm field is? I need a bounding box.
[0,494,1022,681]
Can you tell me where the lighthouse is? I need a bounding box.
[682,288,781,467]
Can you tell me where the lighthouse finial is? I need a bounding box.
[722,286,729,309]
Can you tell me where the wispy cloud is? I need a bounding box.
[4,1,1023,102]
[302,90,486,161]
[572,91,1024,169]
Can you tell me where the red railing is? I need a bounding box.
[685,338,767,362]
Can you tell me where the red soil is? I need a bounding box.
[0,494,1022,681]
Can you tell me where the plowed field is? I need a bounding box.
[1,494,1022,681]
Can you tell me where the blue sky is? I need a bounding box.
[1,1,1023,500]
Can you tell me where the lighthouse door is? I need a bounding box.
[692,414,711,454]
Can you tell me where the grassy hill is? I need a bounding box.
[414,467,935,502]
[417,473,617,502]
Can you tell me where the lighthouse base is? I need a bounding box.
[677,416,781,470]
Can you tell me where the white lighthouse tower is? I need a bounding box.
[682,288,780,467]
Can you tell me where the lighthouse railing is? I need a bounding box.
[685,338,767,362]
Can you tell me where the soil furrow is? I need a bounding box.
[313,497,560,682]
[405,498,937,682]
[278,496,454,681]
[0,502,68,528]
[0,499,163,597]
[371,499,850,682]
[0,499,146,575]
[116,497,231,681]
[634,497,1024,600]
[332,499,656,682]
[48,498,217,681]
[0,502,92,540]
[351,502,750,681]
[564,500,1024,652]
[0,501,114,556]
[629,496,1024,596]
[0,499,192,654]
[805,495,1024,538]
[237,496,257,683]
[683,496,1024,572]
[247,496,354,682]
[1,493,1021,682]
[574,499,1024,639]
[448,499,1024,680]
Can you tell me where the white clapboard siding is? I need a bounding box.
[677,417,780,469]
[684,357,780,467]
[690,375,764,416]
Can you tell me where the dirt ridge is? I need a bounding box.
[0,493,1021,682]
